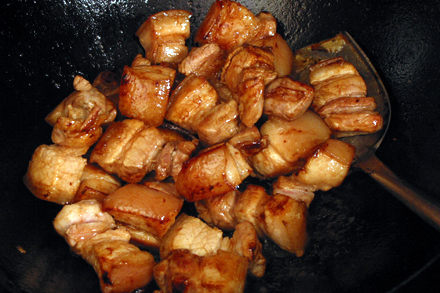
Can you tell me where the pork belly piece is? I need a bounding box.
[154,249,248,293]
[233,184,270,237]
[53,199,116,242]
[313,74,367,109]
[46,76,117,151]
[229,221,266,278]
[165,74,219,133]
[309,57,366,110]
[309,57,384,136]
[74,164,122,203]
[90,119,166,183]
[263,194,308,257]
[292,139,355,191]
[195,0,276,52]
[54,200,156,293]
[116,222,162,249]
[222,44,277,127]
[92,70,122,108]
[324,111,384,137]
[160,213,224,260]
[228,125,268,158]
[24,144,87,205]
[136,10,192,64]
[272,176,316,208]
[249,33,294,77]
[119,63,176,127]
[81,236,155,293]
[196,190,240,231]
[178,43,227,79]
[249,110,331,178]
[175,142,252,201]
[264,77,314,121]
[309,57,359,86]
[316,96,377,116]
[46,75,117,127]
[103,184,183,238]
[195,99,241,146]
[154,139,198,181]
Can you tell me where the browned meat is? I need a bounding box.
[196,190,240,231]
[195,0,276,52]
[90,119,166,183]
[45,75,117,127]
[249,110,331,178]
[264,77,314,121]
[160,213,224,260]
[249,33,294,77]
[262,194,308,257]
[324,111,384,136]
[92,70,122,109]
[195,99,241,146]
[103,184,184,238]
[229,221,266,278]
[316,96,377,116]
[165,74,219,133]
[178,43,227,79]
[228,125,268,158]
[119,63,176,127]
[136,10,192,64]
[221,44,277,127]
[154,140,198,181]
[272,176,316,208]
[309,57,383,136]
[46,75,117,152]
[233,184,269,237]
[175,142,252,201]
[24,144,87,205]
[153,249,248,293]
[54,200,155,293]
[74,163,122,203]
[292,139,356,191]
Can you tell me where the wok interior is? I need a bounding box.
[1,0,440,292]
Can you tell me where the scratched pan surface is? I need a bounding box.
[1,0,440,292]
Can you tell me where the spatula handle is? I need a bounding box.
[357,153,440,232]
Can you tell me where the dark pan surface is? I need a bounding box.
[1,0,440,292]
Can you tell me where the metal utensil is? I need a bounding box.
[291,31,440,232]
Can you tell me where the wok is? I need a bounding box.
[1,0,440,292]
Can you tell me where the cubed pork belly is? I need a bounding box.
[292,139,356,191]
[103,184,184,238]
[46,75,117,152]
[24,144,87,205]
[195,0,276,52]
[175,142,252,201]
[262,194,308,257]
[309,57,384,136]
[221,44,277,127]
[196,190,240,231]
[74,163,122,203]
[153,249,248,293]
[249,33,294,77]
[119,63,176,127]
[264,77,314,121]
[249,110,331,178]
[90,119,166,183]
[178,43,227,79]
[160,213,224,260]
[195,99,241,146]
[53,200,155,293]
[165,74,219,133]
[136,10,192,64]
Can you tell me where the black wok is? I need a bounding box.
[1,0,440,292]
